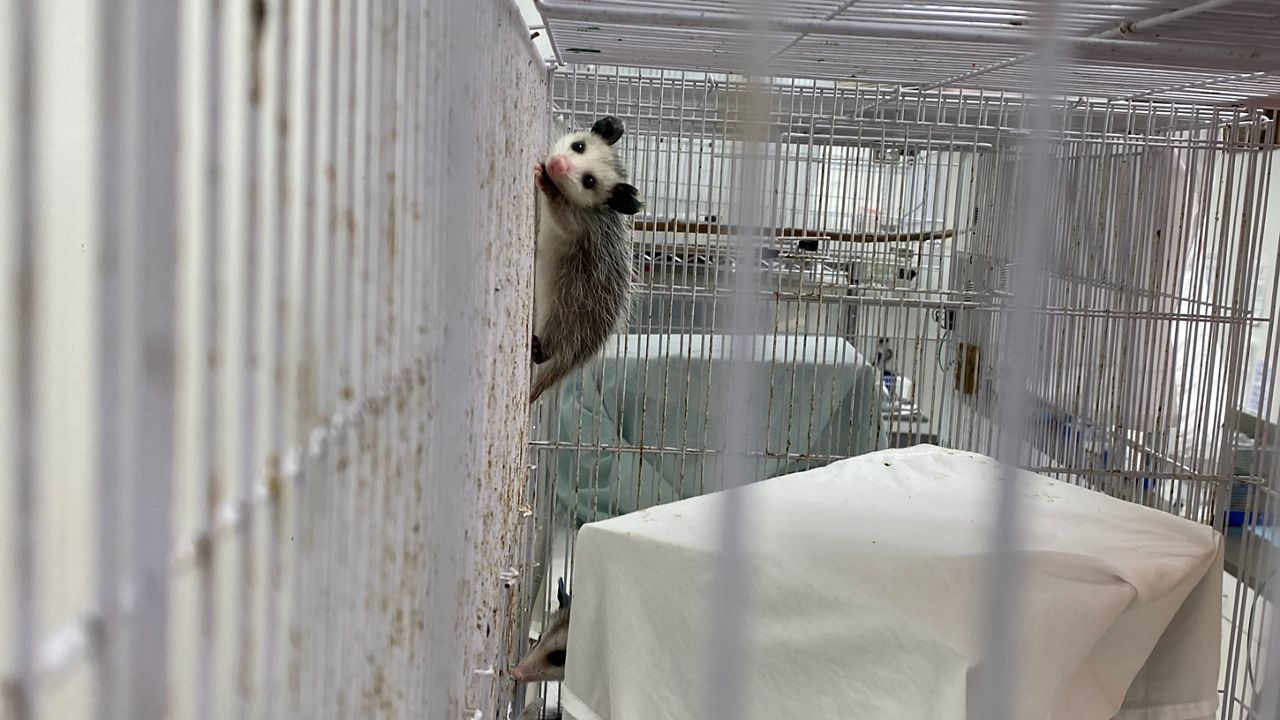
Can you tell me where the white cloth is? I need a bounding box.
[560,445,1222,720]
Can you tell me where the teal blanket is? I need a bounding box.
[537,334,886,526]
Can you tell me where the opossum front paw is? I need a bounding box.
[534,162,558,197]
[531,334,547,364]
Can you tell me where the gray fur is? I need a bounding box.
[511,578,572,683]
[530,116,639,404]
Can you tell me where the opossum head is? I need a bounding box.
[538,116,641,216]
[511,578,572,684]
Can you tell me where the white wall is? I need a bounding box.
[1242,150,1280,426]
[1169,145,1280,446]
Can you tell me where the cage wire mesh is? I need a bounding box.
[4,0,1280,718]
[524,55,1280,720]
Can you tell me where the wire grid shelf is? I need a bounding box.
[533,0,1280,106]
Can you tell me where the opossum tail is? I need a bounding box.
[529,356,574,405]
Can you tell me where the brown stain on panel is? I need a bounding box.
[249,0,268,105]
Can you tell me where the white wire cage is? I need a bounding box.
[4,0,1280,719]
[521,32,1280,720]
[533,66,1275,497]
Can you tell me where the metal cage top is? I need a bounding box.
[534,0,1280,107]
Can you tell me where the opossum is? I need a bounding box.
[529,116,641,404]
[512,577,572,684]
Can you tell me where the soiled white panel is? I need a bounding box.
[1,0,546,717]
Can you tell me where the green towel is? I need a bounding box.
[538,334,887,526]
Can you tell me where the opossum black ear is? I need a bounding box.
[556,578,572,609]
[591,116,625,145]
[607,183,642,215]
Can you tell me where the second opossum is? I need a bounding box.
[530,115,641,404]
[512,577,572,684]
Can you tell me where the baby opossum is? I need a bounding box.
[511,577,572,684]
[529,116,641,404]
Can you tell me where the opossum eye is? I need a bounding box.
[582,174,596,189]
[571,141,585,153]
[547,650,567,667]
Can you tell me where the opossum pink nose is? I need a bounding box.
[511,666,529,682]
[547,155,570,178]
